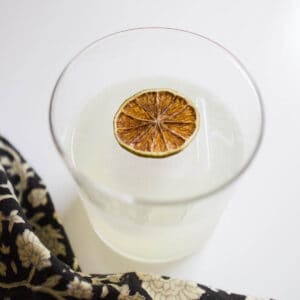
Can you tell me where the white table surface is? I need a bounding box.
[1,1,299,299]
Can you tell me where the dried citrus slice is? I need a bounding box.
[114,89,199,158]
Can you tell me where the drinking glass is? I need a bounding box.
[49,27,264,262]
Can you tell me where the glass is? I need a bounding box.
[49,27,264,262]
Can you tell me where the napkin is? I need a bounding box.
[0,136,270,300]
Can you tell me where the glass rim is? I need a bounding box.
[49,26,265,206]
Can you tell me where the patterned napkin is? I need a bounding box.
[0,136,271,300]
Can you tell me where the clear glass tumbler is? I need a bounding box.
[49,27,264,263]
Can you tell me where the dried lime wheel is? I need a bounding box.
[114,89,199,158]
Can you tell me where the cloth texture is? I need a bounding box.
[0,136,270,300]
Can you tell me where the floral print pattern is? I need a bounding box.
[140,274,206,300]
[67,277,93,299]
[0,209,24,234]
[0,136,273,300]
[0,262,6,276]
[16,229,51,270]
[28,188,48,207]
[34,223,67,256]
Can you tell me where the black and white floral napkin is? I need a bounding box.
[0,136,271,299]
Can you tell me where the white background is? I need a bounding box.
[1,1,299,299]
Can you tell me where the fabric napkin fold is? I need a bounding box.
[0,136,270,300]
